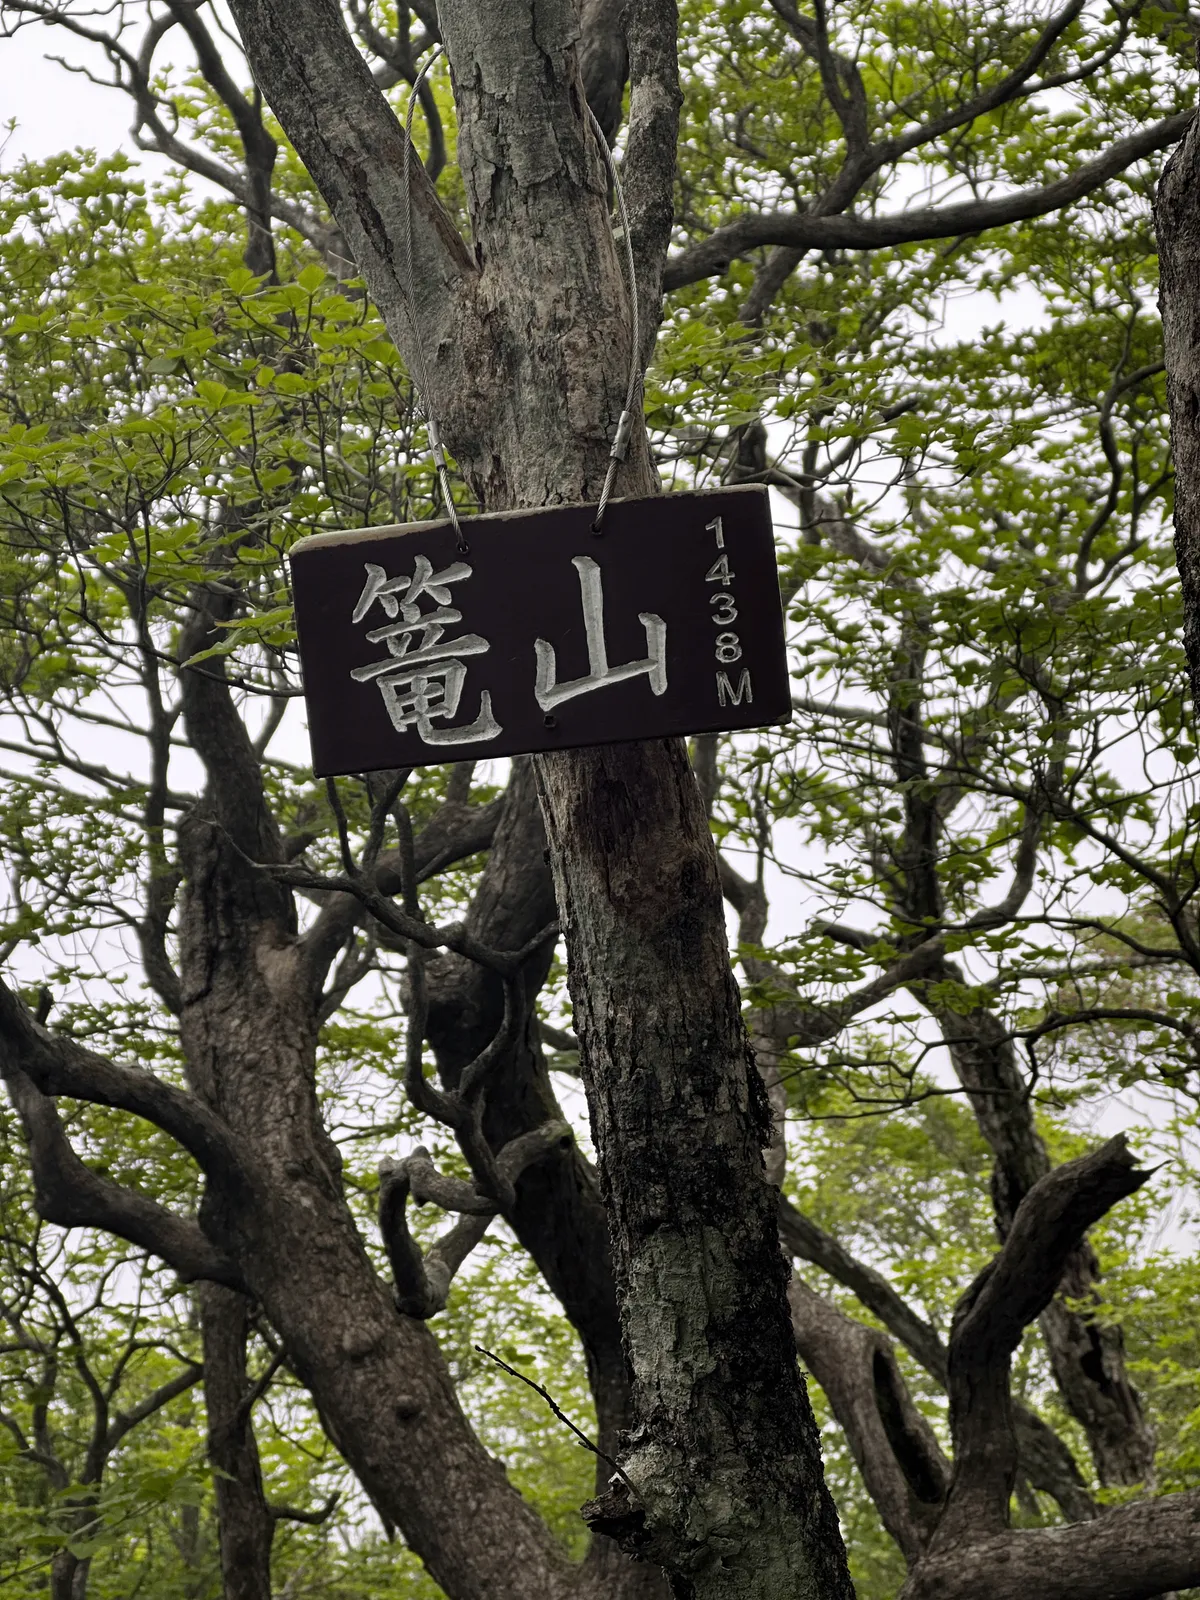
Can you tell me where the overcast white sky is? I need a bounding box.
[2,12,238,173]
[4,25,134,162]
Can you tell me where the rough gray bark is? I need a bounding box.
[172,587,579,1600]
[920,976,1156,1487]
[422,763,669,1600]
[198,1285,274,1600]
[1157,109,1200,712]
[222,2,852,1595]
[539,740,851,1599]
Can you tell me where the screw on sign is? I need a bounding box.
[290,486,792,775]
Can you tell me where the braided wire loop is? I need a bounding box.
[402,49,467,552]
[588,107,643,533]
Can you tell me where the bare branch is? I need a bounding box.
[883,0,1089,164]
[1021,1006,1200,1075]
[393,1146,499,1215]
[2,1064,245,1289]
[964,796,1049,930]
[348,0,445,178]
[778,1196,1096,1524]
[538,1019,580,1056]
[663,112,1193,291]
[906,1487,1200,1600]
[750,933,948,1050]
[299,793,505,989]
[0,978,245,1186]
[779,1196,947,1380]
[105,1362,204,1452]
[789,1276,949,1563]
[1010,1406,1097,1525]
[769,0,869,160]
[270,1490,341,1525]
[163,1,274,161]
[940,1135,1151,1541]
[378,1121,572,1317]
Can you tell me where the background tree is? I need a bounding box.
[0,1106,204,1600]
[1,1,1199,1598]
[1156,14,1200,715]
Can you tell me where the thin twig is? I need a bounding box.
[474,1346,638,1496]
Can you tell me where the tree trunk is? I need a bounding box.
[49,1550,90,1600]
[223,1,854,1595]
[423,762,671,1600]
[1157,110,1200,711]
[175,589,578,1600]
[539,741,852,1599]
[198,1284,274,1600]
[920,974,1156,1486]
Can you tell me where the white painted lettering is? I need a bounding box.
[716,669,753,707]
[534,555,667,711]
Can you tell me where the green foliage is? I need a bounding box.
[1,1,1198,1593]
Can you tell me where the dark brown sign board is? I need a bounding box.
[290,485,791,775]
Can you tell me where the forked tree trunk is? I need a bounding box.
[49,1550,90,1600]
[224,1,854,1594]
[919,981,1156,1486]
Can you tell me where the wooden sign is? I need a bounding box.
[290,485,791,775]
